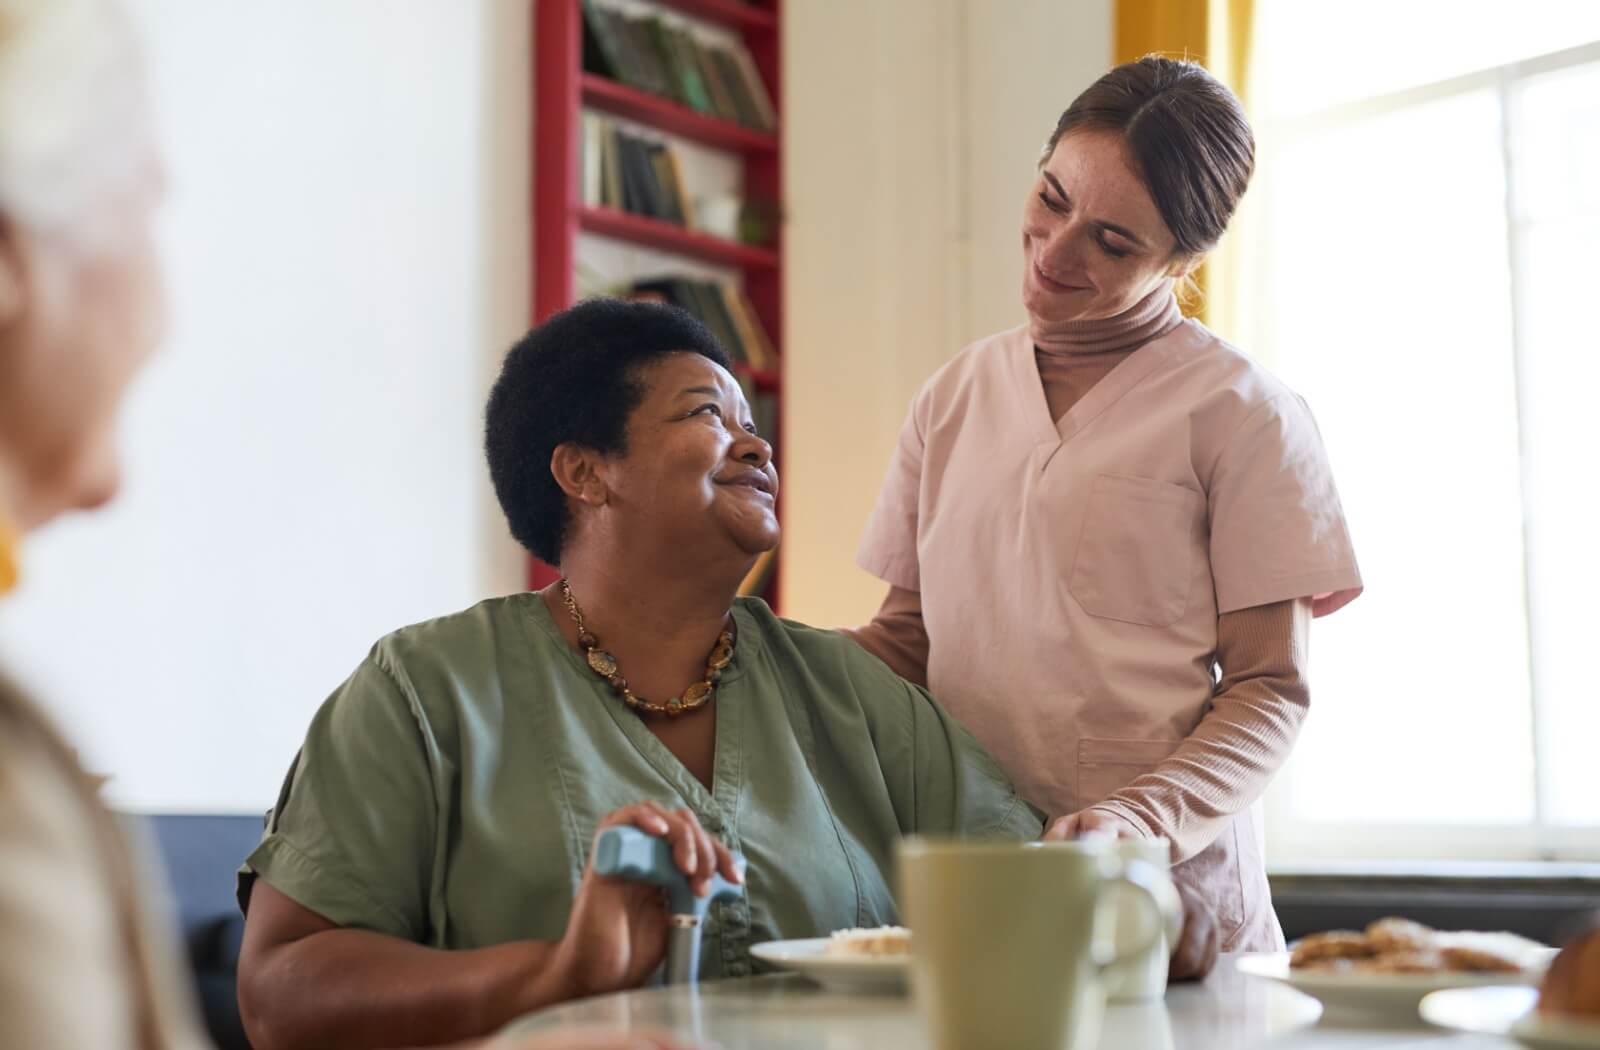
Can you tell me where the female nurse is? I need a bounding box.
[848,56,1362,952]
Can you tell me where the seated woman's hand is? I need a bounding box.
[553,803,743,999]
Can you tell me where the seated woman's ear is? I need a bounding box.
[550,442,610,508]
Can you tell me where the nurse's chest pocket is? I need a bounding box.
[1068,473,1203,627]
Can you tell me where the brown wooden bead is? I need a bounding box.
[578,632,597,649]
[608,676,627,693]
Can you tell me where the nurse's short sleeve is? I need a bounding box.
[1209,393,1363,617]
[239,647,438,940]
[856,392,928,592]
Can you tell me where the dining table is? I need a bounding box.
[498,952,1526,1049]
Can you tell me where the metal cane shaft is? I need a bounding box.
[666,916,703,984]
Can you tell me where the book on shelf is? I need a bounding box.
[656,23,712,114]
[614,134,652,216]
[622,14,677,100]
[581,113,606,208]
[645,144,685,224]
[689,35,739,121]
[724,284,777,369]
[580,0,626,81]
[579,1,778,133]
[627,276,777,372]
[661,148,696,227]
[583,120,698,229]
[726,47,777,130]
[586,1,671,99]
[707,48,757,128]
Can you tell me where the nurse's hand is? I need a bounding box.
[1041,807,1141,841]
[1168,878,1221,982]
[552,803,742,999]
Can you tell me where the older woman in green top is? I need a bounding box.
[233,299,1043,1049]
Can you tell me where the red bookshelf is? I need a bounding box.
[653,0,777,31]
[577,206,779,269]
[580,75,777,154]
[532,0,785,608]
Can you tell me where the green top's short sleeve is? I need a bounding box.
[240,646,441,940]
[836,641,1044,840]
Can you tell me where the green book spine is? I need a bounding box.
[690,35,739,122]
[662,26,713,113]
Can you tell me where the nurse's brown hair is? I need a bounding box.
[1046,56,1254,259]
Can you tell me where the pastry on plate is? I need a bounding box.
[824,925,911,958]
[1290,918,1544,975]
[1290,930,1375,968]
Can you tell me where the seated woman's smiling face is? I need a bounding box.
[590,352,779,559]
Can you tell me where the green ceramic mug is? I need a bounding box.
[899,838,1182,1050]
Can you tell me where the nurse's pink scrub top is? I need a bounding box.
[858,319,1362,951]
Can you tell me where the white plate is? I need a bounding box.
[749,938,908,993]
[1421,986,1600,1049]
[1235,950,1555,1022]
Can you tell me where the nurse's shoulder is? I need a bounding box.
[906,325,1034,432]
[1164,319,1319,446]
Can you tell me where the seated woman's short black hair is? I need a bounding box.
[485,297,732,564]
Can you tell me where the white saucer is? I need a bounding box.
[1236,950,1553,1022]
[1421,985,1600,1048]
[749,938,908,994]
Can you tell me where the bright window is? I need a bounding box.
[1250,3,1600,862]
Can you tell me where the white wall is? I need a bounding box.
[781,0,1113,628]
[0,1,530,812]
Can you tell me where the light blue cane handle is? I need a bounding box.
[592,825,746,918]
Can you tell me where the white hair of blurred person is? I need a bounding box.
[0,0,164,555]
[0,0,155,245]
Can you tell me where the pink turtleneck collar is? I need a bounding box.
[1030,281,1184,356]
